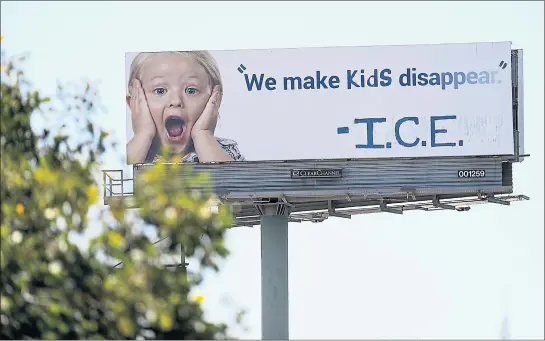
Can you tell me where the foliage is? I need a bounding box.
[1,51,235,339]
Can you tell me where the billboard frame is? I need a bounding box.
[511,49,525,162]
[124,42,524,165]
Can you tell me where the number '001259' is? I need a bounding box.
[457,170,486,178]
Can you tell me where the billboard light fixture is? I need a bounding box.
[327,200,351,219]
[379,200,403,215]
[488,195,511,206]
[432,196,457,210]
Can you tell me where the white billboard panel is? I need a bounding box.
[125,42,514,165]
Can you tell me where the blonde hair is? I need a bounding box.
[127,50,223,94]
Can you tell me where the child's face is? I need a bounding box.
[138,52,212,154]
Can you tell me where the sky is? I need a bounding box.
[1,1,544,339]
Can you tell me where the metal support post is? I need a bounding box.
[260,204,290,340]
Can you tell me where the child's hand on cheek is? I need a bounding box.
[130,79,156,139]
[191,85,222,139]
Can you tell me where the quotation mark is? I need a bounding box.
[237,64,246,73]
[499,61,508,70]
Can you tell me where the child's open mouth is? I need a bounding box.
[164,116,186,142]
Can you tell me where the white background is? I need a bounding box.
[126,42,515,161]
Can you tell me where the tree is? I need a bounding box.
[1,49,236,339]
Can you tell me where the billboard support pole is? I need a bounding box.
[260,204,290,340]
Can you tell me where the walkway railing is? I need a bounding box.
[101,169,133,204]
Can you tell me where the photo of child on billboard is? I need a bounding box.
[126,51,245,164]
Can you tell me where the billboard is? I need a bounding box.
[125,42,515,165]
